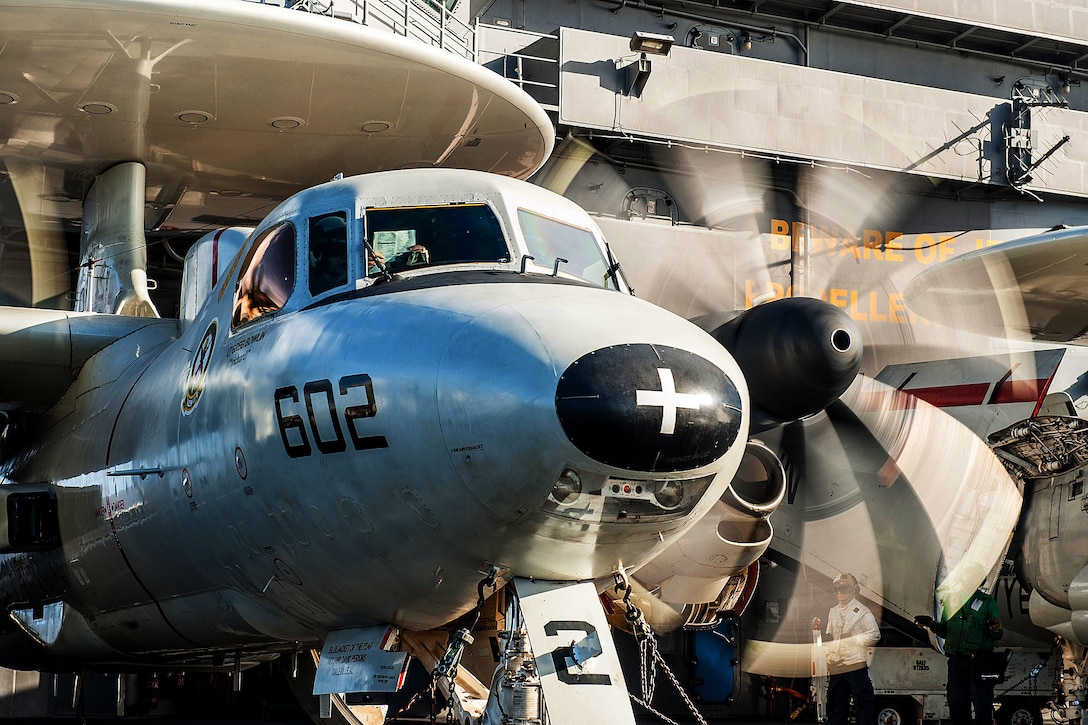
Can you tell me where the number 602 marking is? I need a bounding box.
[274,374,388,458]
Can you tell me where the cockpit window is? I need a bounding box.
[232,222,296,328]
[308,212,348,296]
[517,209,616,290]
[365,204,508,276]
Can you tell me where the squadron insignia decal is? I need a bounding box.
[183,319,218,415]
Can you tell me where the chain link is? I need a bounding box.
[384,665,439,723]
[616,572,709,725]
[630,692,683,725]
[424,570,497,725]
[384,683,425,723]
[636,617,708,725]
[996,650,1051,700]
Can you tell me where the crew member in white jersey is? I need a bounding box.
[813,572,880,725]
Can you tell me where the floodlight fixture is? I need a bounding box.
[630,31,674,56]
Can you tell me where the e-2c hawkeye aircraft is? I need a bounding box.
[0,163,841,724]
[0,0,876,721]
[0,165,754,722]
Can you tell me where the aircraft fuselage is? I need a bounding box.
[0,169,749,670]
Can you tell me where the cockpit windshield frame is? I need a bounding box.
[363,202,510,278]
[516,208,618,290]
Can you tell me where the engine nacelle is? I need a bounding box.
[622,441,785,631]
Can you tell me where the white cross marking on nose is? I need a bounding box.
[636,368,702,435]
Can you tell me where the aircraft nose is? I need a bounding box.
[555,344,744,473]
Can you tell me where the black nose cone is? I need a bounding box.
[555,344,743,473]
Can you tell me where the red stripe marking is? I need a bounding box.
[903,383,990,407]
[1031,365,1060,417]
[901,379,1053,409]
[991,379,1045,404]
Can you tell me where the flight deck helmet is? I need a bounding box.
[832,572,860,597]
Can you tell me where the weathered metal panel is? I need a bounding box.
[557,27,1088,199]
[863,0,1088,44]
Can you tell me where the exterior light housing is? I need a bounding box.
[654,480,684,509]
[629,31,674,56]
[550,469,583,505]
[624,31,673,98]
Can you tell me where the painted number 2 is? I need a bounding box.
[274,375,388,458]
[544,620,611,686]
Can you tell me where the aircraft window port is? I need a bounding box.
[308,211,349,297]
[517,209,615,289]
[365,204,509,276]
[232,221,297,328]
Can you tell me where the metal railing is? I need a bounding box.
[245,0,475,60]
[475,24,560,111]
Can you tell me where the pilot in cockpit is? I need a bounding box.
[385,244,430,272]
[366,242,431,277]
[404,244,430,267]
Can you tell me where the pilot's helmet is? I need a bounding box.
[832,572,860,596]
[313,215,347,244]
